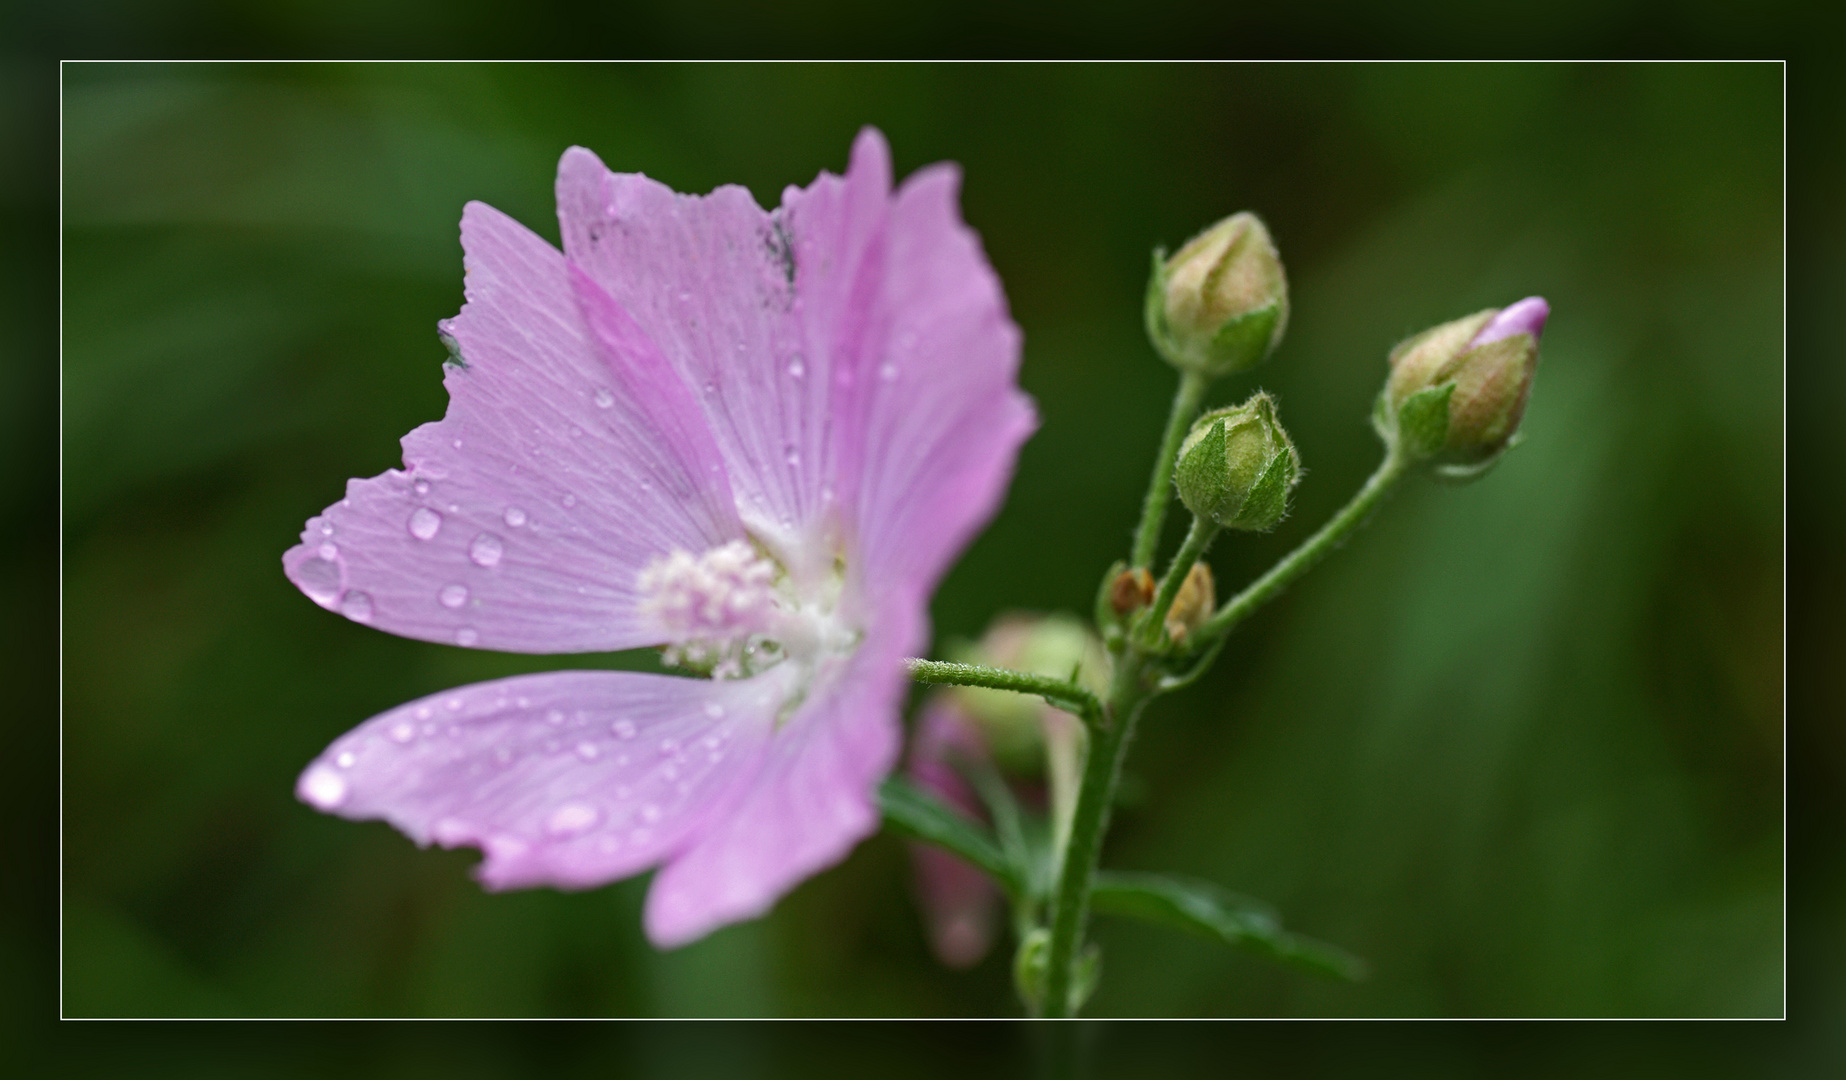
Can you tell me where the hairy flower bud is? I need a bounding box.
[1173,391,1301,532]
[1146,212,1289,378]
[1378,297,1548,478]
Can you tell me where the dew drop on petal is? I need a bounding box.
[320,523,334,536]
[787,357,805,378]
[879,362,899,382]
[640,804,662,824]
[300,765,348,809]
[612,720,636,740]
[318,542,339,561]
[439,583,469,609]
[408,507,443,541]
[339,590,374,623]
[784,445,800,466]
[547,802,600,837]
[415,705,432,720]
[414,479,431,496]
[576,742,600,761]
[593,387,614,409]
[297,557,341,603]
[444,697,462,712]
[335,751,356,768]
[561,494,577,509]
[452,439,463,450]
[390,721,416,743]
[503,506,527,528]
[547,709,566,726]
[703,703,724,719]
[469,533,504,567]
[659,738,679,756]
[456,627,479,647]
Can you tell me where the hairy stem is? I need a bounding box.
[1138,516,1217,649]
[1130,370,1210,570]
[1193,450,1409,646]
[904,658,1103,727]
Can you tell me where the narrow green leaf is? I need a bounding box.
[878,777,1022,896]
[1090,871,1367,981]
[1233,445,1297,530]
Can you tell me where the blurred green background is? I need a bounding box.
[60,62,1781,1019]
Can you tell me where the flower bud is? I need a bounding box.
[1173,391,1301,531]
[948,613,1108,772]
[1146,212,1289,378]
[1379,297,1548,476]
[1163,562,1216,643]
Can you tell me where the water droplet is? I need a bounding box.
[879,362,899,382]
[335,751,356,768]
[787,357,805,378]
[390,721,416,743]
[296,557,341,603]
[439,583,469,609]
[576,741,600,760]
[320,523,335,536]
[339,590,374,622]
[702,734,723,749]
[503,506,527,528]
[640,804,662,823]
[469,533,504,567]
[516,697,530,708]
[658,738,679,756]
[446,696,463,711]
[561,494,577,509]
[318,542,339,561]
[702,381,717,395]
[408,507,443,541]
[703,703,724,719]
[547,802,599,837]
[452,438,463,450]
[413,479,431,496]
[455,627,479,646]
[546,709,565,726]
[612,720,636,740]
[784,445,800,466]
[593,387,614,409]
[415,705,432,720]
[300,765,348,809]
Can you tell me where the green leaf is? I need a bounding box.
[1174,416,1228,520]
[1233,444,1297,531]
[1090,871,1367,981]
[878,777,1022,896]
[1394,382,1454,460]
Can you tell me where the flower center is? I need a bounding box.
[638,539,846,679]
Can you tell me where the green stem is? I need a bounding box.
[1040,653,1145,1017]
[904,659,1103,727]
[1130,370,1210,569]
[1192,450,1409,647]
[1138,516,1218,649]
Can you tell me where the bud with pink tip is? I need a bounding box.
[1377,297,1548,479]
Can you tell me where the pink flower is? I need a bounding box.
[906,700,1005,968]
[283,129,1035,947]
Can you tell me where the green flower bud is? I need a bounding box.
[1173,391,1301,531]
[1377,297,1547,480]
[1146,212,1289,378]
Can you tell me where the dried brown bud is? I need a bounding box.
[1163,562,1216,643]
[1108,567,1156,616]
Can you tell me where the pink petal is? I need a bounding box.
[296,667,800,890]
[849,162,1037,593]
[905,701,1004,968]
[283,201,744,653]
[640,610,915,947]
[1470,295,1550,347]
